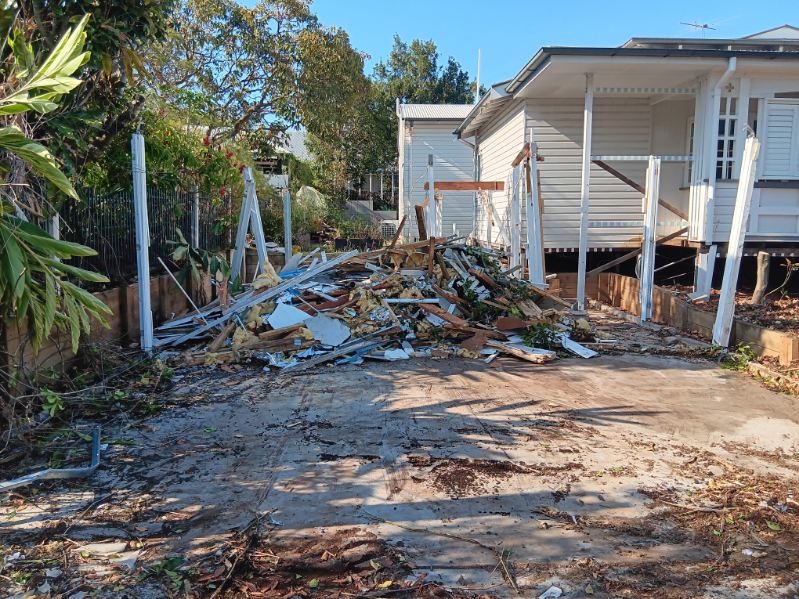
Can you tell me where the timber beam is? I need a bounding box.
[592,160,689,221]
[423,181,504,191]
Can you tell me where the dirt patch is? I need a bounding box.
[406,456,583,498]
[203,527,492,598]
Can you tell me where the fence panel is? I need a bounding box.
[61,188,230,284]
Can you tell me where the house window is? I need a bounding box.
[762,99,799,180]
[716,96,737,180]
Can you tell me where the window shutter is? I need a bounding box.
[763,100,799,179]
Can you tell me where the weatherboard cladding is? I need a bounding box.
[475,98,652,250]
[400,121,474,238]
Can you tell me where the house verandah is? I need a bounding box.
[453,33,799,309]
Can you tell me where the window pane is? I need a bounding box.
[717,140,725,157]
[718,119,725,136]
[728,140,735,157]
[730,97,737,113]
[728,119,736,136]
[716,163,724,179]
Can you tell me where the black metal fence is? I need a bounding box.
[60,187,230,284]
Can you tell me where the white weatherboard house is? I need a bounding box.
[399,25,799,292]
[396,103,475,238]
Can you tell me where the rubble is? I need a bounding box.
[154,237,597,370]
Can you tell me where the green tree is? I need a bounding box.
[296,26,375,195]
[8,0,175,184]
[1,14,112,354]
[147,0,317,145]
[366,36,476,176]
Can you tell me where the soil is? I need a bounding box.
[665,283,799,336]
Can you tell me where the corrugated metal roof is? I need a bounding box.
[396,104,474,120]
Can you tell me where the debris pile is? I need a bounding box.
[154,237,597,370]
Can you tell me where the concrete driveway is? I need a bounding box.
[4,353,799,598]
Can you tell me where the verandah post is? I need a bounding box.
[576,73,594,311]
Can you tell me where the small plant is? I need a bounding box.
[522,322,558,349]
[721,343,757,371]
[41,389,64,418]
[142,556,190,593]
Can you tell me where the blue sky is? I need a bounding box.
[305,0,793,87]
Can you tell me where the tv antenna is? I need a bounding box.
[681,21,717,37]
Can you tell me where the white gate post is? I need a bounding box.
[639,156,661,321]
[576,73,594,311]
[712,136,761,347]
[131,131,153,353]
[282,187,292,259]
[190,185,200,249]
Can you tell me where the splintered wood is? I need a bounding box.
[154,237,596,370]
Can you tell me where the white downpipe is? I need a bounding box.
[701,57,737,244]
[131,131,153,353]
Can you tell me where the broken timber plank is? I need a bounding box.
[592,160,688,221]
[387,215,407,251]
[414,204,427,240]
[486,340,556,364]
[159,250,359,347]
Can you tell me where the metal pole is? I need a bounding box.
[132,131,153,353]
[283,188,292,259]
[576,73,594,311]
[190,185,199,249]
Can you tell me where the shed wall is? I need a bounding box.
[399,121,474,239]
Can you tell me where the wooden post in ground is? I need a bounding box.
[750,251,770,305]
[415,205,427,240]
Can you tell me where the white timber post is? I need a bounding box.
[576,73,594,311]
[246,169,268,269]
[426,154,436,237]
[131,130,154,353]
[712,136,761,347]
[230,177,253,283]
[526,129,545,285]
[190,185,200,249]
[510,164,521,277]
[282,187,292,259]
[732,78,751,179]
[639,156,661,321]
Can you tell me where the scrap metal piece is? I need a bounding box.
[0,428,101,492]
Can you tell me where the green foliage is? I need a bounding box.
[365,35,476,171]
[8,1,176,176]
[169,228,231,293]
[147,0,316,143]
[40,388,64,417]
[721,342,758,371]
[522,323,558,350]
[1,15,113,351]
